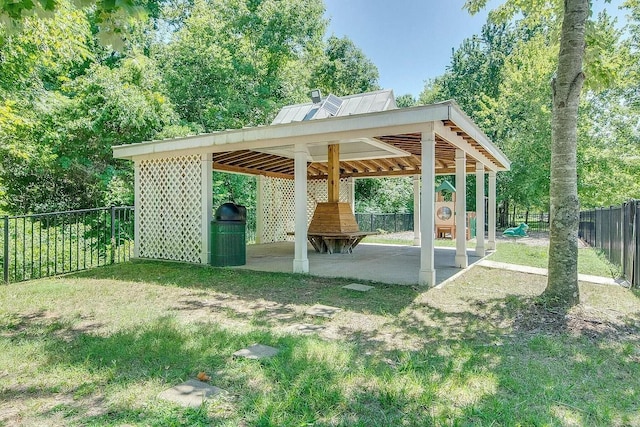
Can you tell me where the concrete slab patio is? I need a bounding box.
[238,242,483,286]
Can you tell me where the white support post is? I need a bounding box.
[475,163,486,257]
[419,124,436,286]
[133,161,141,258]
[455,149,468,268]
[348,177,356,213]
[293,144,309,273]
[201,153,213,264]
[255,175,264,244]
[413,174,421,246]
[487,171,497,250]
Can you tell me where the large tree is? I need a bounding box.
[464,0,590,308]
[545,0,589,307]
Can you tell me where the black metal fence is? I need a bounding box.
[499,211,550,232]
[355,211,551,234]
[355,213,414,233]
[2,206,134,284]
[579,200,639,287]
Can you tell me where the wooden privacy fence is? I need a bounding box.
[579,200,639,287]
[2,206,134,283]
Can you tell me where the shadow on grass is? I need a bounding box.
[1,312,453,425]
[5,264,640,425]
[69,260,419,317]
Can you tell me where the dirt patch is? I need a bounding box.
[496,231,551,247]
[509,300,640,341]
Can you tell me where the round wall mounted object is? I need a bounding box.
[437,206,452,221]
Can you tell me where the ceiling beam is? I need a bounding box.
[213,162,293,179]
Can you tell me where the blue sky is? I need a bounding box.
[323,0,628,98]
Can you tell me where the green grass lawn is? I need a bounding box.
[1,261,639,426]
[488,243,619,277]
[366,234,616,277]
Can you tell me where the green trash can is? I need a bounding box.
[210,203,246,266]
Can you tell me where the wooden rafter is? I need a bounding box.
[207,120,502,180]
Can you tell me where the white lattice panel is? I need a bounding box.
[307,178,350,220]
[260,177,351,243]
[259,177,295,243]
[137,155,203,263]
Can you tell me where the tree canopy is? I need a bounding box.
[0,0,637,221]
[0,0,381,214]
[422,1,639,212]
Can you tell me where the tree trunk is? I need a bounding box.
[544,0,588,308]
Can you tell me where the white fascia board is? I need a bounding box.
[446,102,511,171]
[112,104,450,161]
[434,121,504,172]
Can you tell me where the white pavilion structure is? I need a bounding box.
[112,89,510,286]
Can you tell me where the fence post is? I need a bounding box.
[110,206,116,265]
[623,202,629,280]
[631,200,640,287]
[609,206,614,260]
[3,216,8,284]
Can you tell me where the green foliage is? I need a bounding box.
[423,4,639,211]
[0,0,389,215]
[212,171,256,209]
[310,35,380,97]
[423,22,519,135]
[159,0,327,131]
[395,94,417,108]
[0,0,157,47]
[489,31,556,210]
[355,177,413,213]
[1,52,178,212]
[0,3,92,96]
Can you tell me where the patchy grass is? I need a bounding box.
[1,261,639,426]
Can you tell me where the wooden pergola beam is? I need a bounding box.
[328,144,340,203]
[212,162,293,180]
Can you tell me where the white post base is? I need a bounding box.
[293,259,309,273]
[455,254,468,268]
[418,269,436,287]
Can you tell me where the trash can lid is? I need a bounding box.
[215,202,246,222]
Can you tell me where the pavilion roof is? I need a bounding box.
[113,92,510,178]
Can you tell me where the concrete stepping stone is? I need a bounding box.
[233,343,279,359]
[306,304,343,318]
[158,379,225,408]
[342,283,374,292]
[287,323,326,335]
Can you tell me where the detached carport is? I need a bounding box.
[112,90,510,286]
